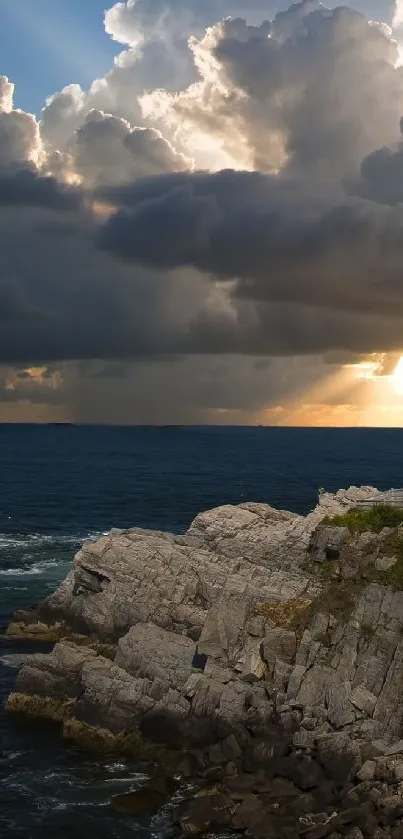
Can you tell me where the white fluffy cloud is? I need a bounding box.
[39,0,288,152]
[69,110,190,186]
[0,76,41,167]
[142,4,403,177]
[104,0,278,45]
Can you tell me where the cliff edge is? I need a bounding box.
[6,485,403,837]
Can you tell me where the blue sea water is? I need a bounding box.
[2,424,403,837]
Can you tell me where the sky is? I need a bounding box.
[2,0,403,425]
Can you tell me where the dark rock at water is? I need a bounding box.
[111,776,177,815]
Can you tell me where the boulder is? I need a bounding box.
[110,776,176,815]
[262,628,297,671]
[309,526,349,563]
[350,686,377,717]
[115,622,195,688]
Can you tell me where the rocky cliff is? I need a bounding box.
[6,485,403,838]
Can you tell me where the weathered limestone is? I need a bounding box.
[33,485,378,645]
[7,484,403,799]
[7,485,403,838]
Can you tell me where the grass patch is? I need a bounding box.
[318,560,340,580]
[290,580,361,635]
[254,530,403,646]
[359,535,403,590]
[252,598,312,629]
[309,581,359,621]
[324,505,403,534]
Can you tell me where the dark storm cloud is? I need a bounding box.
[0,167,82,210]
[352,139,403,206]
[98,168,403,318]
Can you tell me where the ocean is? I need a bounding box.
[1,424,403,838]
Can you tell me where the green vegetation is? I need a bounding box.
[290,580,360,635]
[318,560,340,580]
[360,534,403,590]
[310,581,359,622]
[262,509,403,643]
[324,504,403,534]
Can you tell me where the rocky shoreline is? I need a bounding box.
[5,486,403,837]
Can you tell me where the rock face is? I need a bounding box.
[8,484,403,837]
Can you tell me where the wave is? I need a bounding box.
[0,559,60,577]
[0,654,31,668]
[0,751,23,763]
[0,531,105,550]
[0,530,108,578]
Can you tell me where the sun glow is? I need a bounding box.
[352,354,403,395]
[353,360,382,381]
[391,356,403,395]
[255,353,403,428]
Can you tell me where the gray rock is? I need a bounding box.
[239,638,266,683]
[357,760,376,781]
[11,483,403,754]
[373,643,403,739]
[292,728,317,749]
[246,615,265,637]
[315,731,362,778]
[383,740,403,756]
[296,666,335,707]
[327,681,356,728]
[262,628,297,670]
[115,623,195,688]
[309,525,349,563]
[198,597,247,662]
[393,762,403,781]
[345,829,364,839]
[350,685,377,716]
[42,486,378,643]
[287,665,307,699]
[273,659,293,690]
[375,555,398,572]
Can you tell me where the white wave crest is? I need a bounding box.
[0,654,31,668]
[0,530,104,550]
[0,559,59,577]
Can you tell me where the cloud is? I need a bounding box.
[0,76,41,168]
[0,167,82,209]
[104,0,278,45]
[98,168,403,320]
[142,4,403,176]
[352,132,403,205]
[392,0,403,28]
[0,200,219,365]
[0,353,328,426]
[69,109,190,187]
[40,84,88,151]
[0,76,14,112]
[3,2,403,423]
[39,0,284,154]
